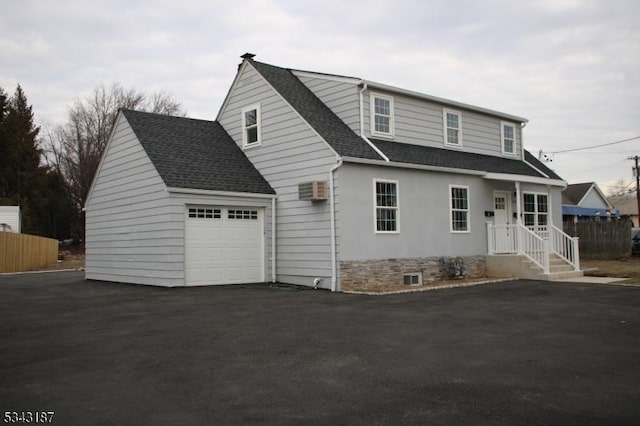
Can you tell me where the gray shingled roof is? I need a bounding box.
[371,138,562,179]
[562,182,593,205]
[249,60,383,160]
[524,151,562,180]
[122,109,275,194]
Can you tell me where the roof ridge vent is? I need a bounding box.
[241,53,256,60]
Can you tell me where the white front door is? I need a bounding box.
[493,191,516,253]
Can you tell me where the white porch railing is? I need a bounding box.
[549,224,580,271]
[487,223,580,274]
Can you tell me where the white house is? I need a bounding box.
[0,206,20,233]
[85,54,582,291]
[562,182,618,223]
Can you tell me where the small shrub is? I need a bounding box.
[439,257,466,280]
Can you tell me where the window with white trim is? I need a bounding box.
[374,180,399,233]
[443,109,462,147]
[501,121,516,155]
[241,104,261,147]
[523,193,548,228]
[371,93,394,137]
[450,185,470,232]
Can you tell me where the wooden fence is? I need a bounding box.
[0,232,59,273]
[563,220,633,259]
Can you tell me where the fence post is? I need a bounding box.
[543,238,550,275]
[572,237,580,271]
[517,224,523,255]
[487,222,494,255]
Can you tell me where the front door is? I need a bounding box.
[493,191,515,253]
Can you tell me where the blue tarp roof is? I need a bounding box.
[562,206,620,217]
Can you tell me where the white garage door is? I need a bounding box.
[185,206,264,286]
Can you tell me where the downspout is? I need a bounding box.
[329,158,343,292]
[359,83,390,161]
[359,82,367,136]
[271,195,277,283]
[520,121,526,161]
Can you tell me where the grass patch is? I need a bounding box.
[582,257,640,283]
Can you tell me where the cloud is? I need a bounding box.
[0,0,638,187]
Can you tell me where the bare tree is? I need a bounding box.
[48,82,185,239]
[606,179,634,198]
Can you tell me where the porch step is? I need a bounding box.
[487,255,583,282]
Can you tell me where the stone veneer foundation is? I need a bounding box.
[339,256,487,292]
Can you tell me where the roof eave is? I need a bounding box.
[166,187,276,198]
[484,172,567,188]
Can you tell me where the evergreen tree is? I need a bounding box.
[0,85,43,233]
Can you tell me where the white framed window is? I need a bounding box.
[241,104,261,148]
[450,185,470,233]
[501,121,516,155]
[523,193,548,228]
[370,93,394,137]
[443,109,463,147]
[374,179,399,233]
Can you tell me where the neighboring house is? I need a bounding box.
[0,206,20,233]
[609,193,639,227]
[562,182,619,223]
[85,54,581,291]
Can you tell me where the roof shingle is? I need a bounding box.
[122,109,275,194]
[562,182,594,205]
[371,138,561,179]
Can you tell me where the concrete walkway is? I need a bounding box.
[556,276,632,284]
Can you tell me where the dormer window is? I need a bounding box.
[242,104,261,148]
[501,121,516,155]
[371,93,394,137]
[443,109,462,147]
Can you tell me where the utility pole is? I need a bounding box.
[629,155,640,225]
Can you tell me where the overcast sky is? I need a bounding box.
[2,0,638,193]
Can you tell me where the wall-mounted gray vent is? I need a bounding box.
[298,181,328,201]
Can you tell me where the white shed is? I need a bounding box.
[0,206,20,233]
[85,110,275,287]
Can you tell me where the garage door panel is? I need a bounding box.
[185,207,264,286]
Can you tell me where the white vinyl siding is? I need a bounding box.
[450,185,470,233]
[295,74,361,134]
[370,93,394,138]
[85,117,181,286]
[0,206,20,233]
[501,121,516,155]
[218,63,338,288]
[374,179,399,233]
[443,109,462,147]
[361,90,522,159]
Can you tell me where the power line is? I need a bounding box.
[600,180,635,191]
[551,136,640,154]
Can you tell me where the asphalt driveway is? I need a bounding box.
[1,272,639,425]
